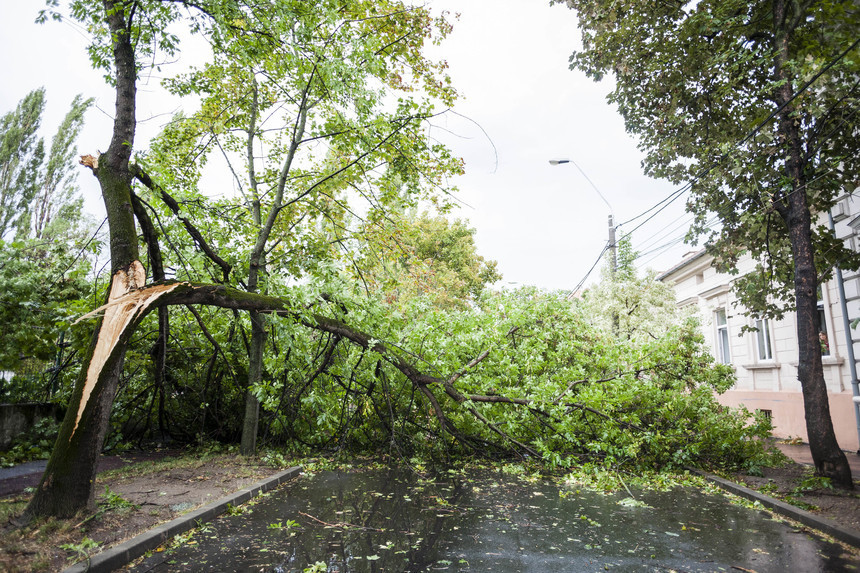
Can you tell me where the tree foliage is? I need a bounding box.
[31,93,93,242]
[139,278,770,473]
[349,211,501,309]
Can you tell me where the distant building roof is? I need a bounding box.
[656,248,708,281]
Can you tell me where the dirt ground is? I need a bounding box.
[729,462,860,532]
[0,451,283,572]
[0,452,858,572]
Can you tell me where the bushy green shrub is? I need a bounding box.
[0,416,59,467]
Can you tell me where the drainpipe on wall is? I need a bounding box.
[829,212,860,454]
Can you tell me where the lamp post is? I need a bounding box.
[549,158,616,274]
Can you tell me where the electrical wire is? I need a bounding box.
[571,243,610,295]
[634,211,696,254]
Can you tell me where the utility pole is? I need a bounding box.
[608,214,616,275]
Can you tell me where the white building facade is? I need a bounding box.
[658,192,860,452]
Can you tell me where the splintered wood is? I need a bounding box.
[79,154,99,170]
[71,261,182,438]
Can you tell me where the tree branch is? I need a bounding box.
[129,164,232,282]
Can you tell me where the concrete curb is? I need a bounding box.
[692,469,860,548]
[62,466,302,573]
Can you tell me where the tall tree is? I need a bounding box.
[0,90,92,241]
[138,1,460,454]
[0,90,94,398]
[557,0,860,486]
[31,93,93,241]
[0,89,45,240]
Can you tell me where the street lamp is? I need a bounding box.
[549,158,616,274]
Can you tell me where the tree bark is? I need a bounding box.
[240,309,266,455]
[786,205,852,487]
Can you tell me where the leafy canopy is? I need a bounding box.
[134,0,462,286]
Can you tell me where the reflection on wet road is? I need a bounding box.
[130,468,858,572]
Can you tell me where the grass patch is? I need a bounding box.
[0,511,84,572]
[97,448,254,482]
[60,537,101,563]
[0,497,28,523]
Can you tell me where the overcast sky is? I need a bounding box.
[1,1,694,291]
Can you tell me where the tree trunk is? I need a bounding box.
[240,309,266,455]
[239,76,266,456]
[786,199,853,487]
[239,217,266,454]
[774,0,852,488]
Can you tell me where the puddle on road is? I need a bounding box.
[129,468,858,572]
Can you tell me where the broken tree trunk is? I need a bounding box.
[21,265,185,519]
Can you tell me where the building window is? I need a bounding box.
[715,309,731,364]
[755,318,773,361]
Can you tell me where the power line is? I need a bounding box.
[635,215,720,268]
[635,213,719,259]
[617,186,689,229]
[571,243,610,295]
[634,211,695,253]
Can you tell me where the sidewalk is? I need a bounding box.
[0,450,181,497]
[776,442,860,474]
[0,460,47,496]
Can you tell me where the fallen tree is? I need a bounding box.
[32,272,773,510]
[24,252,778,520]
